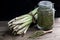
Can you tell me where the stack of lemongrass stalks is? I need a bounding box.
[8,7,38,35]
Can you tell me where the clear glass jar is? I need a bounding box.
[37,1,55,31]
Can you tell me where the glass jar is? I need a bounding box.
[37,1,55,31]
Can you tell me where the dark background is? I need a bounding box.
[1,0,60,21]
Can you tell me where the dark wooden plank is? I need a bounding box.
[0,21,9,35]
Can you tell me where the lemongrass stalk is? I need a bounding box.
[14,19,32,31]
[8,18,16,24]
[15,14,29,20]
[34,14,38,19]
[8,15,32,27]
[8,24,12,26]
[8,7,38,25]
[13,16,32,30]
[13,19,32,30]
[9,25,16,29]
[24,24,30,34]
[17,24,30,34]
[8,14,29,24]
[8,6,38,35]
[12,16,32,24]
[30,7,38,16]
[13,25,20,29]
[16,17,32,23]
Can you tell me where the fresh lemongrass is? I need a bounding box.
[9,25,16,29]
[8,18,16,24]
[13,25,20,29]
[12,24,30,35]
[15,14,30,20]
[8,14,32,27]
[8,14,32,29]
[17,24,30,34]
[9,16,29,25]
[12,16,32,24]
[24,24,30,34]
[13,17,32,24]
[8,7,38,26]
[8,24,12,26]
[8,14,29,24]
[13,20,32,31]
[28,7,38,20]
[8,7,38,35]
[13,19,32,30]
[13,16,32,31]
[30,7,38,16]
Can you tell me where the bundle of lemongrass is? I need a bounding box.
[8,7,38,35]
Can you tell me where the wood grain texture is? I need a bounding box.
[0,21,9,35]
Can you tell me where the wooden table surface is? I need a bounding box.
[0,18,60,40]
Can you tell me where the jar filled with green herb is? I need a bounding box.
[37,1,55,31]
